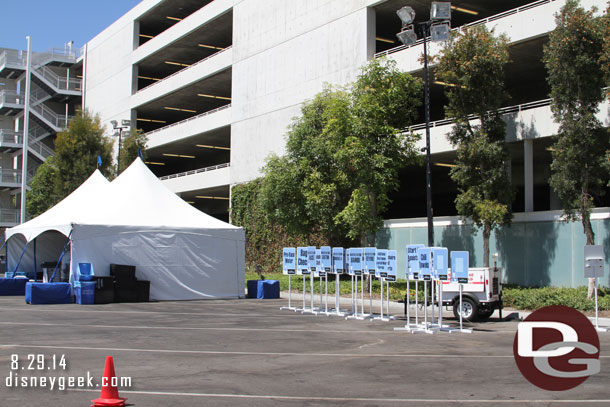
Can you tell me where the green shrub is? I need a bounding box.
[502,286,610,311]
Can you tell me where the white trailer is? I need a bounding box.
[440,266,503,321]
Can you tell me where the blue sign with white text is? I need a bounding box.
[451,251,469,283]
[406,244,425,279]
[386,250,397,282]
[432,247,448,281]
[297,247,309,275]
[282,248,296,275]
[364,248,376,275]
[376,249,388,278]
[308,246,316,273]
[350,248,363,276]
[418,247,432,281]
[332,247,344,274]
[320,246,331,274]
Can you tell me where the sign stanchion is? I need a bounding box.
[432,247,450,331]
[331,247,346,316]
[419,247,436,334]
[584,246,608,332]
[281,248,297,311]
[396,244,424,331]
[373,249,387,321]
[364,247,376,318]
[346,248,365,320]
[320,246,331,315]
[450,251,472,333]
[297,247,309,313]
[383,250,398,321]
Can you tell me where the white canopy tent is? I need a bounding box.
[5,159,245,300]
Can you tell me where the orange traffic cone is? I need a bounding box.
[91,356,128,407]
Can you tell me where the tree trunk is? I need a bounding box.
[483,224,491,268]
[582,213,596,299]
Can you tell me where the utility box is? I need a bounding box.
[584,245,605,278]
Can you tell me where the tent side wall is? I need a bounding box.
[71,225,245,300]
[6,231,69,278]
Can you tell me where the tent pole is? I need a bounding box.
[12,241,30,274]
[33,239,37,282]
[51,231,72,283]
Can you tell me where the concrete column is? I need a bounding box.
[524,138,534,212]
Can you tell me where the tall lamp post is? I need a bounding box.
[396,2,451,248]
[111,119,131,176]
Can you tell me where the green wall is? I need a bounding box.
[377,216,610,287]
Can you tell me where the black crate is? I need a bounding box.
[113,277,136,291]
[114,288,138,303]
[136,280,150,302]
[94,290,115,304]
[93,276,114,292]
[110,264,136,280]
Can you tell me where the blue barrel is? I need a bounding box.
[75,281,96,305]
[78,263,94,281]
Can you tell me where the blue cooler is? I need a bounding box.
[74,281,96,304]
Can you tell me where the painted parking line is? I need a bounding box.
[0,343,517,358]
[68,388,610,404]
[0,321,405,334]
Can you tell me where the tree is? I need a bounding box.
[27,110,115,216]
[543,0,609,297]
[434,25,513,268]
[119,129,148,174]
[260,58,422,247]
[26,157,60,218]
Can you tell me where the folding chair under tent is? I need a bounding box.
[5,158,246,300]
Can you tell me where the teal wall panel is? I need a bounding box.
[377,216,610,287]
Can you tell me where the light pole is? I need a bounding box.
[111,120,131,176]
[396,2,451,248]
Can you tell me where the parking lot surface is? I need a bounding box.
[0,296,609,406]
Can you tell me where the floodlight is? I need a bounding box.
[121,119,131,127]
[396,6,416,25]
[396,27,418,46]
[430,2,451,20]
[430,22,451,41]
[110,120,118,129]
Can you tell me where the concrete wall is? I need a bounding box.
[83,0,162,131]
[230,0,374,184]
[377,209,610,287]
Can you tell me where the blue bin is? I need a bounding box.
[78,263,94,281]
[257,280,280,299]
[74,281,95,305]
[4,272,14,279]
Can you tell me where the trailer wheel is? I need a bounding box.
[453,297,477,322]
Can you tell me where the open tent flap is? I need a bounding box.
[71,225,245,300]
[6,231,70,279]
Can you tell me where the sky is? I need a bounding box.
[2,1,143,52]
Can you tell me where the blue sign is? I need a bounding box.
[406,244,425,279]
[307,246,316,273]
[350,248,363,276]
[320,246,331,274]
[315,249,324,277]
[432,247,448,281]
[364,247,376,275]
[386,250,397,282]
[418,247,432,281]
[376,249,388,278]
[451,251,469,283]
[332,248,344,274]
[282,248,296,275]
[297,247,309,275]
[346,249,353,275]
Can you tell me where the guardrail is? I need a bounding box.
[0,130,22,145]
[0,49,26,67]
[159,162,230,181]
[136,45,232,94]
[0,208,20,224]
[374,0,553,58]
[0,90,24,106]
[0,169,22,184]
[143,104,231,137]
[35,66,81,92]
[408,98,552,132]
[30,102,71,129]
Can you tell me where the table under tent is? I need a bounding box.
[4,158,246,302]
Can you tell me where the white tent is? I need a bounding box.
[5,159,245,300]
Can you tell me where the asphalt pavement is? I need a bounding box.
[0,294,608,406]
